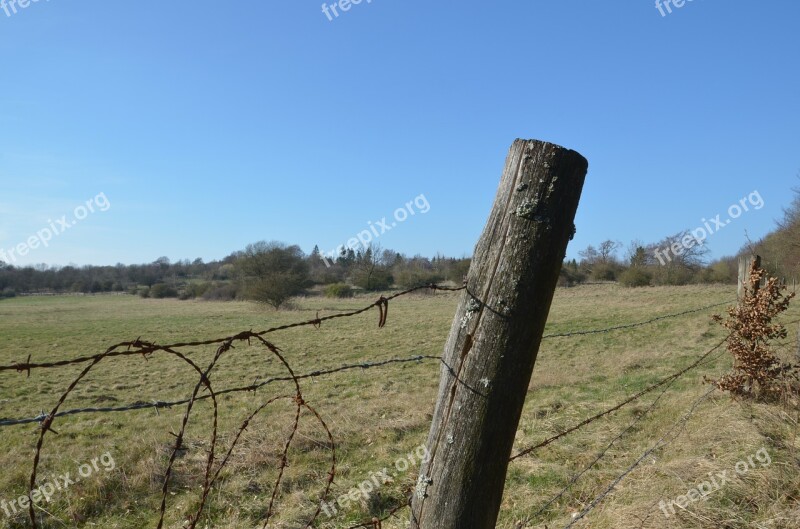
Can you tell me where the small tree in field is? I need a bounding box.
[234,241,310,309]
[350,244,391,291]
[708,260,797,400]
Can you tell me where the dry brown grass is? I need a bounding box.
[0,283,798,528]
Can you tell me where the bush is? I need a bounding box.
[202,283,237,301]
[590,262,620,281]
[707,262,797,400]
[651,265,695,286]
[619,267,652,288]
[350,268,392,291]
[393,268,444,289]
[149,283,179,299]
[702,261,737,283]
[0,287,16,299]
[179,282,212,300]
[558,266,587,287]
[234,241,310,309]
[138,287,150,298]
[324,283,353,298]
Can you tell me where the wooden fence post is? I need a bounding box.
[738,255,753,300]
[739,255,761,302]
[409,139,588,528]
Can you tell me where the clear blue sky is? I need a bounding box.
[1,0,798,267]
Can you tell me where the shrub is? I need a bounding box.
[393,268,444,289]
[234,241,310,309]
[619,267,652,288]
[558,266,587,287]
[590,262,620,281]
[180,282,212,300]
[707,261,797,400]
[324,283,353,298]
[149,283,179,299]
[138,287,150,298]
[0,287,15,299]
[202,284,237,301]
[350,268,392,291]
[650,264,695,286]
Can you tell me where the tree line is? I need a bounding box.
[5,181,798,303]
[0,243,470,309]
[564,181,800,288]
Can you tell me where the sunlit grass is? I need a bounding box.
[0,283,797,528]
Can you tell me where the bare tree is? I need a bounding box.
[351,243,391,291]
[578,245,599,265]
[650,230,709,269]
[597,239,622,263]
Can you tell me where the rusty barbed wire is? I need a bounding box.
[0,284,740,528]
[3,284,463,529]
[0,284,465,375]
[1,295,735,429]
[0,355,442,427]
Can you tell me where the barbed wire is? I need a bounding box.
[0,297,734,429]
[0,284,738,529]
[0,355,442,427]
[541,299,734,339]
[523,379,677,522]
[509,336,729,461]
[328,338,730,529]
[3,284,466,529]
[0,284,466,376]
[562,386,718,528]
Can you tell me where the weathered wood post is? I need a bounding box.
[410,139,588,528]
[739,255,761,301]
[738,255,754,300]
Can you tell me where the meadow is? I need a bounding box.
[0,283,797,529]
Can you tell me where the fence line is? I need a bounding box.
[509,337,728,460]
[525,379,677,521]
[0,298,731,429]
[0,284,465,376]
[0,355,442,427]
[541,299,734,339]
[562,386,718,528]
[0,285,739,529]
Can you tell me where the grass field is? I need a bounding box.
[0,284,798,529]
